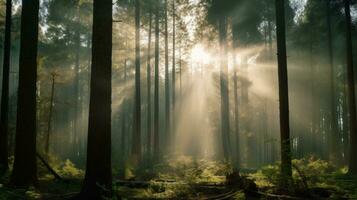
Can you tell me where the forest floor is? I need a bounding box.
[1,156,357,199]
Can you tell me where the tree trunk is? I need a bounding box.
[73,24,81,158]
[268,18,273,60]
[275,0,292,186]
[77,0,112,198]
[10,0,39,187]
[120,59,128,167]
[232,23,240,168]
[326,0,339,163]
[0,0,12,173]
[154,0,160,162]
[219,15,231,161]
[171,0,176,149]
[45,73,56,156]
[344,0,357,175]
[179,46,182,98]
[132,0,142,163]
[164,0,170,149]
[147,6,153,160]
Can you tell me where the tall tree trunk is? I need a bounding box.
[219,15,231,161]
[309,33,316,156]
[232,23,240,168]
[74,24,81,158]
[121,59,128,168]
[268,18,273,60]
[147,6,153,159]
[10,0,39,187]
[344,0,357,175]
[326,0,339,163]
[275,0,292,186]
[164,0,170,148]
[132,0,142,163]
[154,0,160,162]
[45,73,56,156]
[0,0,12,172]
[179,45,182,98]
[171,0,176,148]
[77,0,112,198]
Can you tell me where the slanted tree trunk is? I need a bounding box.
[132,0,142,163]
[10,0,39,187]
[154,0,160,162]
[218,15,231,161]
[344,0,357,175]
[147,5,153,160]
[164,0,170,148]
[77,0,112,198]
[45,73,56,156]
[0,0,12,173]
[275,0,292,186]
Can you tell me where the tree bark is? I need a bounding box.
[10,0,39,187]
[147,6,153,159]
[154,0,160,162]
[164,0,170,148]
[77,0,112,198]
[73,14,81,158]
[132,0,142,163]
[326,0,339,163]
[0,0,12,172]
[179,46,182,98]
[344,0,357,175]
[275,0,292,186]
[171,0,176,149]
[219,16,231,161]
[45,73,56,156]
[232,23,240,168]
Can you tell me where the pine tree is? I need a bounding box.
[77,0,113,198]
[275,0,292,186]
[10,0,40,187]
[0,0,12,173]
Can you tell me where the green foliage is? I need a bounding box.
[154,156,231,184]
[249,157,357,198]
[58,159,84,178]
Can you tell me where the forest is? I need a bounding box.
[0,0,356,199]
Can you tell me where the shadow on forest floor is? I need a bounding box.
[0,156,357,199]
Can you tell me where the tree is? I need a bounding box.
[326,0,339,163]
[132,0,142,163]
[208,0,233,161]
[45,72,57,156]
[146,2,153,159]
[219,15,231,161]
[275,0,292,186]
[232,23,240,168]
[77,0,112,198]
[171,0,176,148]
[154,0,160,162]
[0,0,12,173]
[344,0,357,175]
[73,6,81,156]
[164,0,170,147]
[10,0,40,187]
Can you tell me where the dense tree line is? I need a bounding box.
[0,0,356,198]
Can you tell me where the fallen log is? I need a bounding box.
[36,152,63,181]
